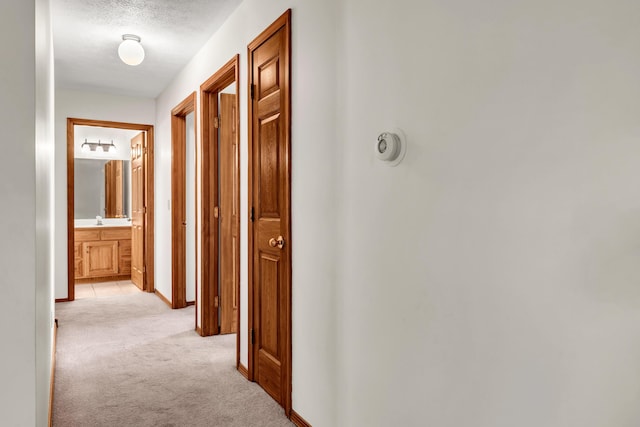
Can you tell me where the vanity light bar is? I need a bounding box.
[80,139,117,153]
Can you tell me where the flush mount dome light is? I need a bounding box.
[118,34,145,66]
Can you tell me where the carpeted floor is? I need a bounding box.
[53,290,294,427]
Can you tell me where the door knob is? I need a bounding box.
[268,235,285,249]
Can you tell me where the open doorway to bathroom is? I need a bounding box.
[63,118,155,302]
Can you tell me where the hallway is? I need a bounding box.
[53,293,293,426]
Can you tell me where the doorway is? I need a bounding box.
[171,92,197,310]
[248,10,292,414]
[199,56,240,359]
[65,118,155,301]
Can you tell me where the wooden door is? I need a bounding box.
[171,111,187,308]
[131,132,145,290]
[105,160,123,217]
[220,93,239,334]
[249,10,292,411]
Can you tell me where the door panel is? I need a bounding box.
[131,132,145,290]
[249,10,291,411]
[258,118,280,217]
[220,93,239,334]
[259,252,280,356]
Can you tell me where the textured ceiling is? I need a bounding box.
[52,0,242,98]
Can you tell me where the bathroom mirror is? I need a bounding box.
[73,125,135,220]
[74,159,131,219]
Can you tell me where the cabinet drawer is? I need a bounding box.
[75,229,100,241]
[101,228,131,241]
[74,258,84,279]
[118,239,131,255]
[74,242,83,259]
[118,239,131,274]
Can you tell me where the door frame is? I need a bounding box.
[199,54,240,359]
[171,92,197,310]
[64,118,155,302]
[247,9,292,415]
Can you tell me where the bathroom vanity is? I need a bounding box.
[74,223,132,281]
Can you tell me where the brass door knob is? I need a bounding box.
[268,235,285,249]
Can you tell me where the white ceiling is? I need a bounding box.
[52,0,242,98]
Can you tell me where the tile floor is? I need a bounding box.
[75,280,141,299]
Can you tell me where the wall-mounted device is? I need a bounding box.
[375,128,406,166]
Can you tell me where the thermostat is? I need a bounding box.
[375,128,406,166]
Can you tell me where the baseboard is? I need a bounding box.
[48,319,58,427]
[186,301,195,306]
[154,289,172,308]
[55,298,69,303]
[290,409,311,427]
[238,363,249,379]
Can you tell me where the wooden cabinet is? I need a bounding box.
[74,226,132,281]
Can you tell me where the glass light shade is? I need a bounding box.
[118,38,145,66]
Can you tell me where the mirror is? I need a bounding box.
[75,159,131,219]
[74,125,138,220]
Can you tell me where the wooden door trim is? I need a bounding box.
[171,92,197,310]
[247,9,292,416]
[64,118,155,302]
[199,54,240,351]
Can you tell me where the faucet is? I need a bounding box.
[96,215,103,226]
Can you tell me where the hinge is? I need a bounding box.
[214,206,219,218]
[213,116,220,129]
[250,207,255,222]
[251,329,255,345]
[214,296,219,307]
[250,84,255,100]
[143,206,147,214]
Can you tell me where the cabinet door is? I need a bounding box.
[83,241,119,277]
[74,242,85,279]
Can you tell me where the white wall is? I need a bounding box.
[155,1,339,425]
[35,0,56,423]
[0,0,54,424]
[54,89,155,299]
[336,0,640,426]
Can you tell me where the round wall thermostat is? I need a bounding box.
[375,128,406,166]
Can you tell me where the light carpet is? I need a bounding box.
[53,291,294,427]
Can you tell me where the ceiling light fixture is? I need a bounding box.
[118,34,145,66]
